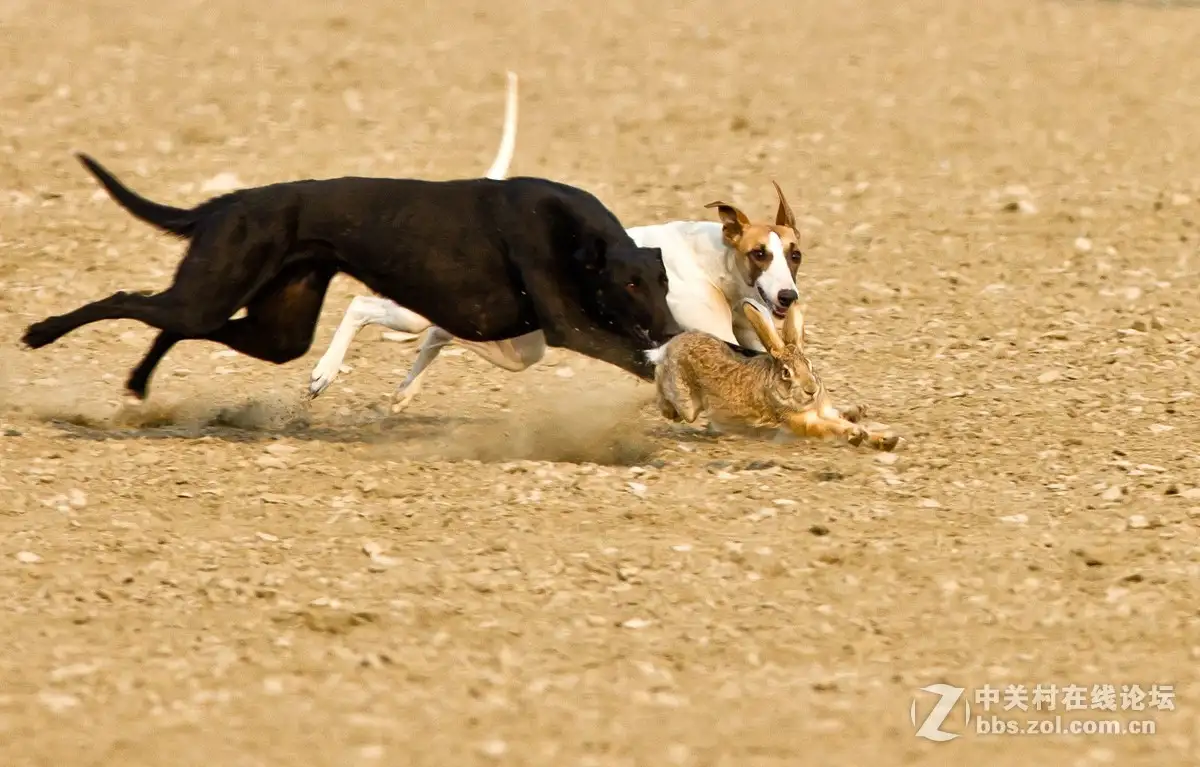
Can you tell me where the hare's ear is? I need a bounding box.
[741,299,786,357]
[782,302,806,349]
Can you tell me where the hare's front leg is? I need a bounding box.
[835,402,869,423]
[785,411,866,444]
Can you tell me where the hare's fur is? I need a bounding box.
[651,301,899,450]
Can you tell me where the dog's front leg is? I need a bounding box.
[309,296,432,399]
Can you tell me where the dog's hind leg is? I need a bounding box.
[22,287,231,351]
[308,296,432,399]
[390,330,546,413]
[123,262,337,399]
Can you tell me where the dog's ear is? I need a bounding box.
[740,299,786,358]
[771,180,797,231]
[704,200,750,245]
[782,301,805,350]
[572,235,608,272]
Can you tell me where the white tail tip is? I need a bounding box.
[643,347,667,365]
[484,70,519,181]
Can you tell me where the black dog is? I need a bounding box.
[22,155,675,399]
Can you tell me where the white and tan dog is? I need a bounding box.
[307,72,806,411]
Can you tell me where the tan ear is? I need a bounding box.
[771,180,797,231]
[782,302,806,349]
[704,200,750,245]
[740,299,786,357]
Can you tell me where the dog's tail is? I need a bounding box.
[484,71,519,181]
[76,153,199,238]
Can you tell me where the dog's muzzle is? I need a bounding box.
[757,286,788,319]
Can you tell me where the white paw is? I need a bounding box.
[390,384,420,413]
[309,360,350,398]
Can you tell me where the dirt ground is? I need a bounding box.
[2,0,1200,764]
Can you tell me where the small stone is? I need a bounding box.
[627,482,647,498]
[918,498,941,509]
[1000,513,1029,525]
[1130,319,1148,332]
[1170,192,1192,207]
[1037,370,1062,384]
[621,618,653,629]
[554,367,575,379]
[1073,236,1093,254]
[808,524,831,536]
[1126,515,1151,530]
[1149,424,1174,434]
[358,744,385,760]
[875,452,899,465]
[255,455,287,470]
[478,740,507,759]
[37,690,80,713]
[1101,486,1124,502]
[256,532,279,542]
[200,171,243,194]
[265,443,298,457]
[16,551,41,564]
[671,544,693,552]
[1181,488,1200,500]
[772,498,798,506]
[849,222,874,242]
[67,489,87,509]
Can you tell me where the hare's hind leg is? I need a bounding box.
[656,360,702,423]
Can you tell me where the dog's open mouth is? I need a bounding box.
[756,287,788,319]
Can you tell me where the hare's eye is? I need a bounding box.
[780,366,793,381]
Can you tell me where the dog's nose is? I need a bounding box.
[777,289,799,308]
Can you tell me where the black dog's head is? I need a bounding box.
[572,237,675,348]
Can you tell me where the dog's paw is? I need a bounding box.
[21,320,61,350]
[308,359,346,399]
[124,378,150,401]
[390,384,420,414]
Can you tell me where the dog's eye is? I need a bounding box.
[751,248,767,260]
[791,250,803,263]
[625,280,640,292]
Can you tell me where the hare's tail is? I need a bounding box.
[643,347,668,366]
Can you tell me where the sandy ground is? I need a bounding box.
[2,0,1200,764]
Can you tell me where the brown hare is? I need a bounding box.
[647,299,899,451]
